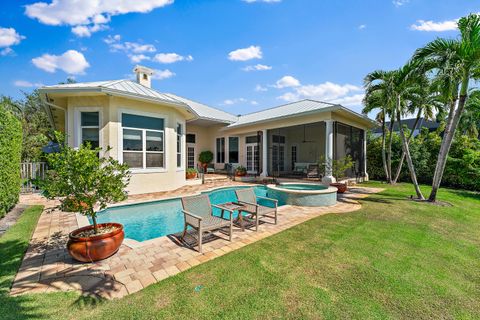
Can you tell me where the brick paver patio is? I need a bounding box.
[11,181,382,299]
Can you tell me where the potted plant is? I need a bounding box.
[42,134,131,262]
[186,168,198,179]
[198,151,213,172]
[319,155,354,193]
[235,165,247,177]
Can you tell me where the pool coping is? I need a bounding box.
[76,183,259,249]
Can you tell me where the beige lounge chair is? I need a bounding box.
[234,188,278,231]
[181,194,233,253]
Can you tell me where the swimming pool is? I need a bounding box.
[92,186,273,242]
[267,183,337,207]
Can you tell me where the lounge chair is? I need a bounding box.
[181,194,233,253]
[234,188,278,231]
[306,164,320,179]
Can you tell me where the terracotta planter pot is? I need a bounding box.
[186,172,197,179]
[67,223,124,263]
[235,171,247,177]
[330,182,347,193]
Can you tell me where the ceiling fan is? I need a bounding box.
[301,124,316,143]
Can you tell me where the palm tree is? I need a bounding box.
[459,89,480,138]
[364,70,397,184]
[412,13,480,202]
[392,78,442,183]
[362,89,390,182]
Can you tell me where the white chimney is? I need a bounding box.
[133,65,154,88]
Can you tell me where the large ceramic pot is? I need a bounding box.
[235,171,247,177]
[67,223,124,262]
[186,172,197,179]
[330,182,347,193]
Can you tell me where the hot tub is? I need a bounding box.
[266,183,337,207]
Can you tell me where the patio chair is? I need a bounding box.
[181,194,233,253]
[234,188,278,231]
[306,164,320,179]
[206,163,215,174]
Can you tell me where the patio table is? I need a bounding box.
[215,202,253,231]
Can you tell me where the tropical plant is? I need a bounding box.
[412,13,480,201]
[458,89,480,138]
[198,151,214,166]
[186,168,198,174]
[318,155,354,183]
[42,134,131,234]
[235,165,247,175]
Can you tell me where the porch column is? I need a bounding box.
[322,120,336,184]
[363,129,369,181]
[260,129,268,177]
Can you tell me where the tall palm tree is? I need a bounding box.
[392,78,442,183]
[459,89,480,138]
[364,70,397,184]
[412,13,480,202]
[362,89,389,182]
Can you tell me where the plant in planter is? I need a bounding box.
[235,165,247,177]
[42,134,131,262]
[186,168,198,179]
[318,155,354,193]
[198,151,213,172]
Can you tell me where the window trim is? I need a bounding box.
[227,136,239,164]
[117,109,168,173]
[176,122,185,171]
[74,106,103,153]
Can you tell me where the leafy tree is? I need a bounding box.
[42,134,131,233]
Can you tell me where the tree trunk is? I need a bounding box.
[429,77,469,202]
[387,113,395,184]
[397,99,425,200]
[393,109,422,183]
[381,115,389,182]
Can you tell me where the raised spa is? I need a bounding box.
[266,183,337,207]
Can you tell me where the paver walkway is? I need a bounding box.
[11,183,382,299]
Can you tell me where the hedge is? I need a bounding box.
[367,128,480,191]
[0,106,22,218]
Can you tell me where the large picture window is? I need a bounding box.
[122,113,164,169]
[216,137,225,163]
[80,112,99,148]
[228,137,239,163]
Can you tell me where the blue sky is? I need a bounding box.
[0,0,477,117]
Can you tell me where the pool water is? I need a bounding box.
[277,184,328,191]
[92,186,275,242]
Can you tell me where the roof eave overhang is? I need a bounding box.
[333,105,379,128]
[39,87,199,121]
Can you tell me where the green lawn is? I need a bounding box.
[1,183,479,319]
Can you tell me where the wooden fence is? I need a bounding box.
[20,162,47,193]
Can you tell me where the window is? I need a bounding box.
[187,147,195,168]
[228,137,239,163]
[216,137,225,163]
[122,113,164,169]
[186,133,196,143]
[272,145,285,172]
[246,136,258,144]
[80,112,99,148]
[177,123,183,168]
[272,135,286,144]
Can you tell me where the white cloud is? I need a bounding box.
[129,54,151,63]
[32,50,90,74]
[151,69,175,80]
[255,84,268,92]
[242,0,281,3]
[222,98,257,106]
[392,0,409,7]
[277,81,363,107]
[153,53,193,64]
[358,24,366,30]
[14,80,44,88]
[274,75,300,88]
[104,34,121,44]
[111,41,156,53]
[25,0,174,37]
[242,64,272,72]
[71,23,108,37]
[410,19,458,32]
[250,100,259,105]
[228,45,262,61]
[0,27,25,55]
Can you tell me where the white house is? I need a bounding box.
[39,66,375,195]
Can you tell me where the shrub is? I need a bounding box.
[0,106,22,217]
[198,151,213,165]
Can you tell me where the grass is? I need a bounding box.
[0,183,479,319]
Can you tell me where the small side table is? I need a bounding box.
[215,202,250,231]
